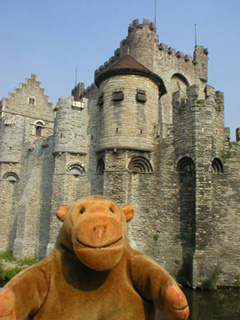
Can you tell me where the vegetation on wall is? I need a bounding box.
[202,269,222,290]
[0,251,40,286]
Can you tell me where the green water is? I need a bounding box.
[157,288,240,320]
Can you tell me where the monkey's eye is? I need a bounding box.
[80,207,85,214]
[109,207,114,213]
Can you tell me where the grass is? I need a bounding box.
[0,262,24,281]
[0,250,40,284]
[0,251,16,262]
[202,269,222,290]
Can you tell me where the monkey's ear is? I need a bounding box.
[56,205,71,222]
[121,205,134,222]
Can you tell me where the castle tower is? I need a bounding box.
[172,83,228,287]
[48,94,90,252]
[94,55,166,206]
[95,55,166,153]
[193,46,208,83]
[122,19,159,71]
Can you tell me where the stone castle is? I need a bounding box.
[0,19,239,288]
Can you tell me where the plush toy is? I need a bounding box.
[0,195,189,320]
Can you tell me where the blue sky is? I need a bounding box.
[1,0,239,139]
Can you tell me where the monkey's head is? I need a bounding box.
[56,195,134,271]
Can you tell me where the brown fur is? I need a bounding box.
[0,196,189,320]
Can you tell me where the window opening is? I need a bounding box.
[211,158,223,174]
[112,90,124,102]
[2,172,19,182]
[177,157,195,173]
[36,126,42,137]
[97,93,104,107]
[68,164,85,177]
[136,89,147,103]
[128,156,153,173]
[34,121,45,137]
[29,98,35,105]
[97,158,105,174]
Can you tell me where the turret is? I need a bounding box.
[54,96,88,155]
[122,19,158,71]
[95,55,166,153]
[193,46,208,82]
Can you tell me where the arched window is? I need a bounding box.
[2,172,19,182]
[211,158,224,174]
[97,158,105,174]
[128,156,153,173]
[67,164,85,176]
[33,120,45,137]
[177,157,195,173]
[171,73,189,93]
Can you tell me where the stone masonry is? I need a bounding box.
[0,19,239,288]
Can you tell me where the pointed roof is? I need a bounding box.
[95,55,167,95]
[110,55,150,72]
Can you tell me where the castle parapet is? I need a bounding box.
[128,18,157,33]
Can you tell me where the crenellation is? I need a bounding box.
[167,47,175,55]
[114,48,120,57]
[128,18,157,33]
[205,85,215,98]
[142,18,150,26]
[184,55,191,62]
[176,51,184,58]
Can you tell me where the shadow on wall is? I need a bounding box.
[177,157,196,285]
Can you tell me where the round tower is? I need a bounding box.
[121,19,159,71]
[95,55,166,153]
[54,96,88,154]
[49,95,90,254]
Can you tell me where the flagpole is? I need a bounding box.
[154,0,157,25]
[195,23,197,46]
[75,67,77,87]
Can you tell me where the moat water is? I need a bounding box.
[157,288,240,320]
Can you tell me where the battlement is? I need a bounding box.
[158,43,193,64]
[94,20,158,79]
[128,18,157,33]
[83,83,96,97]
[94,50,121,80]
[94,19,208,84]
[173,84,225,117]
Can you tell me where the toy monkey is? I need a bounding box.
[0,195,189,319]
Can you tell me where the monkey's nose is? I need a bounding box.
[93,226,107,243]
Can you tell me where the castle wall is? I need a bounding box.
[0,162,21,252]
[193,144,240,287]
[0,74,55,258]
[12,137,55,259]
[0,116,25,163]
[172,83,240,287]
